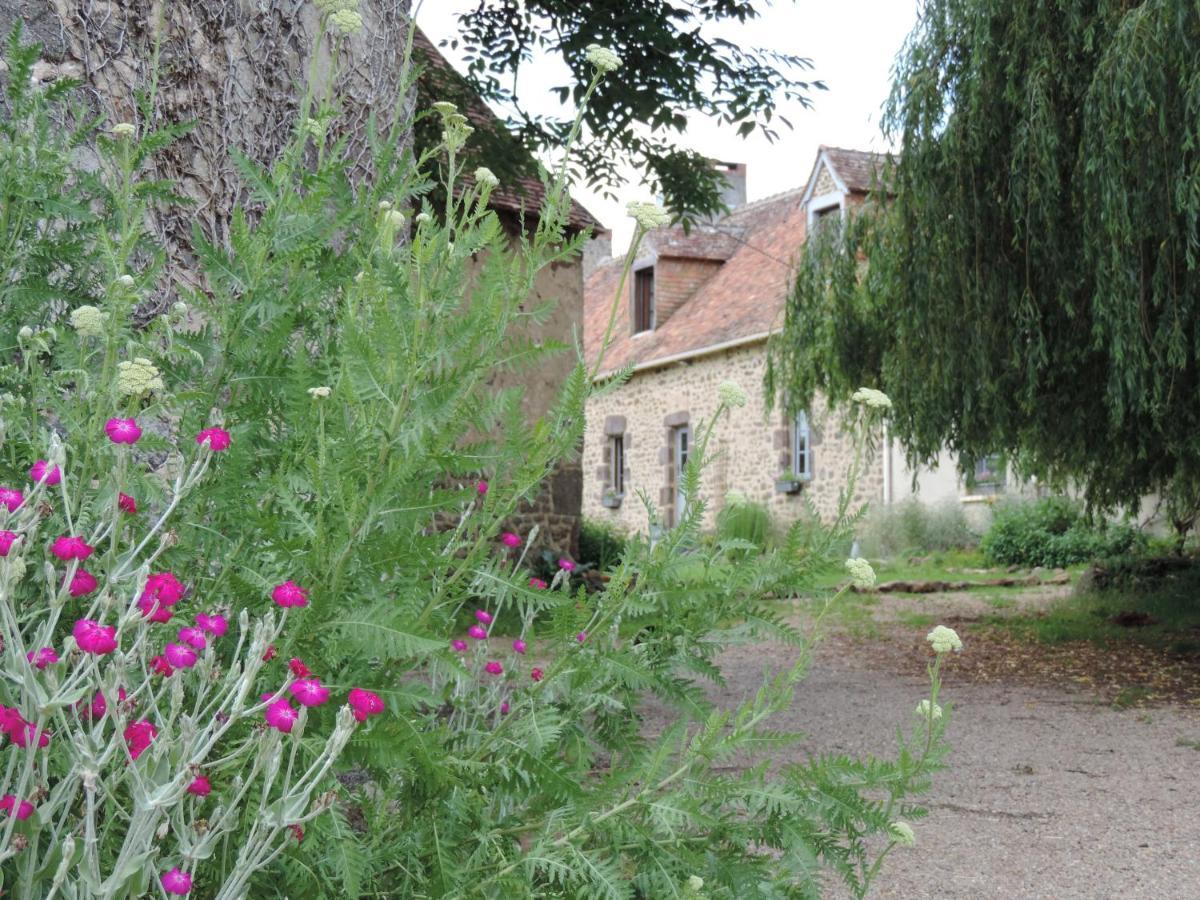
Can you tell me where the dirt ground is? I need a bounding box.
[696,589,1200,899]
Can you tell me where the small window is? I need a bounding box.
[633,267,655,334]
[792,411,812,480]
[610,435,625,495]
[970,454,1006,495]
[672,425,690,525]
[811,204,841,239]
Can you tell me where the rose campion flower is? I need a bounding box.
[290,678,331,707]
[160,867,193,895]
[0,531,17,556]
[143,572,186,606]
[82,688,124,722]
[118,492,137,514]
[137,596,173,623]
[196,612,228,637]
[11,721,50,749]
[177,627,207,650]
[347,688,384,722]
[26,647,58,669]
[0,707,24,741]
[474,609,493,625]
[288,657,311,678]
[512,638,527,655]
[0,487,22,512]
[501,532,521,548]
[104,417,142,445]
[195,426,231,452]
[576,631,588,644]
[467,625,487,641]
[264,699,299,733]
[150,655,175,678]
[288,824,305,843]
[484,661,503,676]
[451,639,468,652]
[0,795,34,820]
[500,702,510,714]
[51,535,94,561]
[530,667,544,682]
[558,558,576,572]
[69,568,98,598]
[529,577,547,590]
[124,720,158,760]
[272,580,309,608]
[476,480,488,495]
[187,775,212,797]
[73,619,117,655]
[29,460,61,486]
[263,644,277,662]
[164,642,197,669]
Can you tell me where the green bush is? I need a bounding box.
[577,517,628,571]
[861,498,977,558]
[981,496,1144,567]
[716,495,772,553]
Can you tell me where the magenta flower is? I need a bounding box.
[529,577,547,590]
[160,867,193,895]
[484,660,503,676]
[143,572,186,606]
[69,568,98,598]
[51,535,94,561]
[186,775,212,797]
[196,612,228,637]
[10,721,50,749]
[531,667,544,682]
[150,655,174,678]
[0,531,17,556]
[288,658,311,678]
[164,642,197,669]
[124,720,158,760]
[558,558,576,572]
[347,688,384,722]
[500,701,510,714]
[177,627,207,650]
[512,638,527,655]
[29,460,61,486]
[467,624,487,641]
[26,647,58,670]
[0,487,24,513]
[501,531,521,548]
[576,631,588,644]
[290,678,331,707]
[118,492,137,514]
[451,639,468,652]
[476,480,489,495]
[474,609,493,625]
[195,426,231,452]
[137,595,173,623]
[73,619,117,655]
[271,580,309,608]
[288,824,305,843]
[0,796,34,820]
[264,699,299,733]
[263,644,277,662]
[104,417,142,445]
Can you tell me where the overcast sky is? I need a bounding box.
[415,1,920,253]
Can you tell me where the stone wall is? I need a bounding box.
[582,341,883,533]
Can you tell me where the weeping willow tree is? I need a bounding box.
[767,0,1200,524]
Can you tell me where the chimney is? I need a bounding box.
[582,229,613,279]
[714,161,747,210]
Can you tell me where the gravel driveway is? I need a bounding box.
[702,625,1200,898]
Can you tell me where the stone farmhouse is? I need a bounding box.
[582,147,1010,534]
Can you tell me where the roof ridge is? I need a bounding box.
[719,184,806,220]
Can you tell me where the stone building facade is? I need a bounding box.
[583,147,891,534]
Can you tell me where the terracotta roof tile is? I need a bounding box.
[585,188,806,375]
[821,145,892,194]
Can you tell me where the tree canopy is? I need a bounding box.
[767,0,1200,515]
[437,0,824,222]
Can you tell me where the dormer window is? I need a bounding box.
[811,203,842,238]
[633,267,655,334]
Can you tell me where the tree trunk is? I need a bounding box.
[0,0,414,307]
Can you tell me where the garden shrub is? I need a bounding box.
[981,496,1144,568]
[577,518,627,572]
[861,498,976,558]
[0,13,956,897]
[716,495,772,554]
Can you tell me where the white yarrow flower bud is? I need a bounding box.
[431,101,458,117]
[116,357,164,398]
[69,305,107,338]
[687,875,704,890]
[851,387,893,410]
[717,380,747,408]
[889,821,916,847]
[585,44,622,74]
[17,326,33,340]
[383,209,406,228]
[844,557,875,589]
[915,699,943,721]
[626,200,672,230]
[415,212,432,225]
[111,122,136,139]
[926,624,963,654]
[328,9,363,35]
[474,166,499,190]
[115,274,136,289]
[307,386,332,400]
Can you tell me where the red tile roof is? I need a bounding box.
[819,146,892,194]
[412,28,599,232]
[584,187,807,376]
